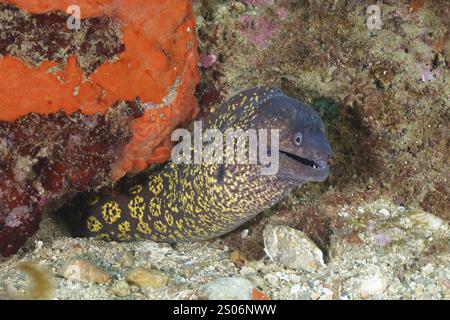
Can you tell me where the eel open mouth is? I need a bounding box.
[280,151,328,169]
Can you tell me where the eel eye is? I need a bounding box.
[293,132,303,146]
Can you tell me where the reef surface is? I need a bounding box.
[0,0,449,299]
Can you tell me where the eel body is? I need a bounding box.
[65,87,332,242]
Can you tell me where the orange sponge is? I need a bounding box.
[1,0,200,179]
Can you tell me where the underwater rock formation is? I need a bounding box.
[0,0,200,257]
[194,0,449,257]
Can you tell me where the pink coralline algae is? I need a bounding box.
[276,7,289,20]
[240,14,279,49]
[199,53,217,68]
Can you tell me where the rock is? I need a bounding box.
[356,272,388,299]
[111,280,131,297]
[264,274,279,286]
[68,244,85,257]
[409,211,448,233]
[377,208,391,219]
[310,291,320,300]
[202,277,254,300]
[60,257,112,284]
[125,267,169,289]
[241,229,250,238]
[230,250,247,267]
[116,251,135,268]
[263,224,326,272]
[319,287,334,300]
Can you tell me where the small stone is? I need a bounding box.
[263,224,326,272]
[290,284,302,295]
[264,274,279,286]
[111,280,131,297]
[422,263,435,274]
[377,208,390,218]
[60,257,112,284]
[34,240,44,251]
[125,267,169,289]
[68,244,85,257]
[230,250,247,267]
[399,216,414,229]
[310,291,320,300]
[202,277,254,300]
[410,212,447,233]
[319,288,334,300]
[240,265,255,275]
[414,288,424,298]
[357,273,387,298]
[116,251,135,268]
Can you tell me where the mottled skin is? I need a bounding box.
[66,87,332,242]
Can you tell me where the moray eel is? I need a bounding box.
[64,87,332,242]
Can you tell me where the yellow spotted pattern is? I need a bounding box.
[128,195,145,219]
[101,201,122,224]
[80,87,291,242]
[87,216,102,232]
